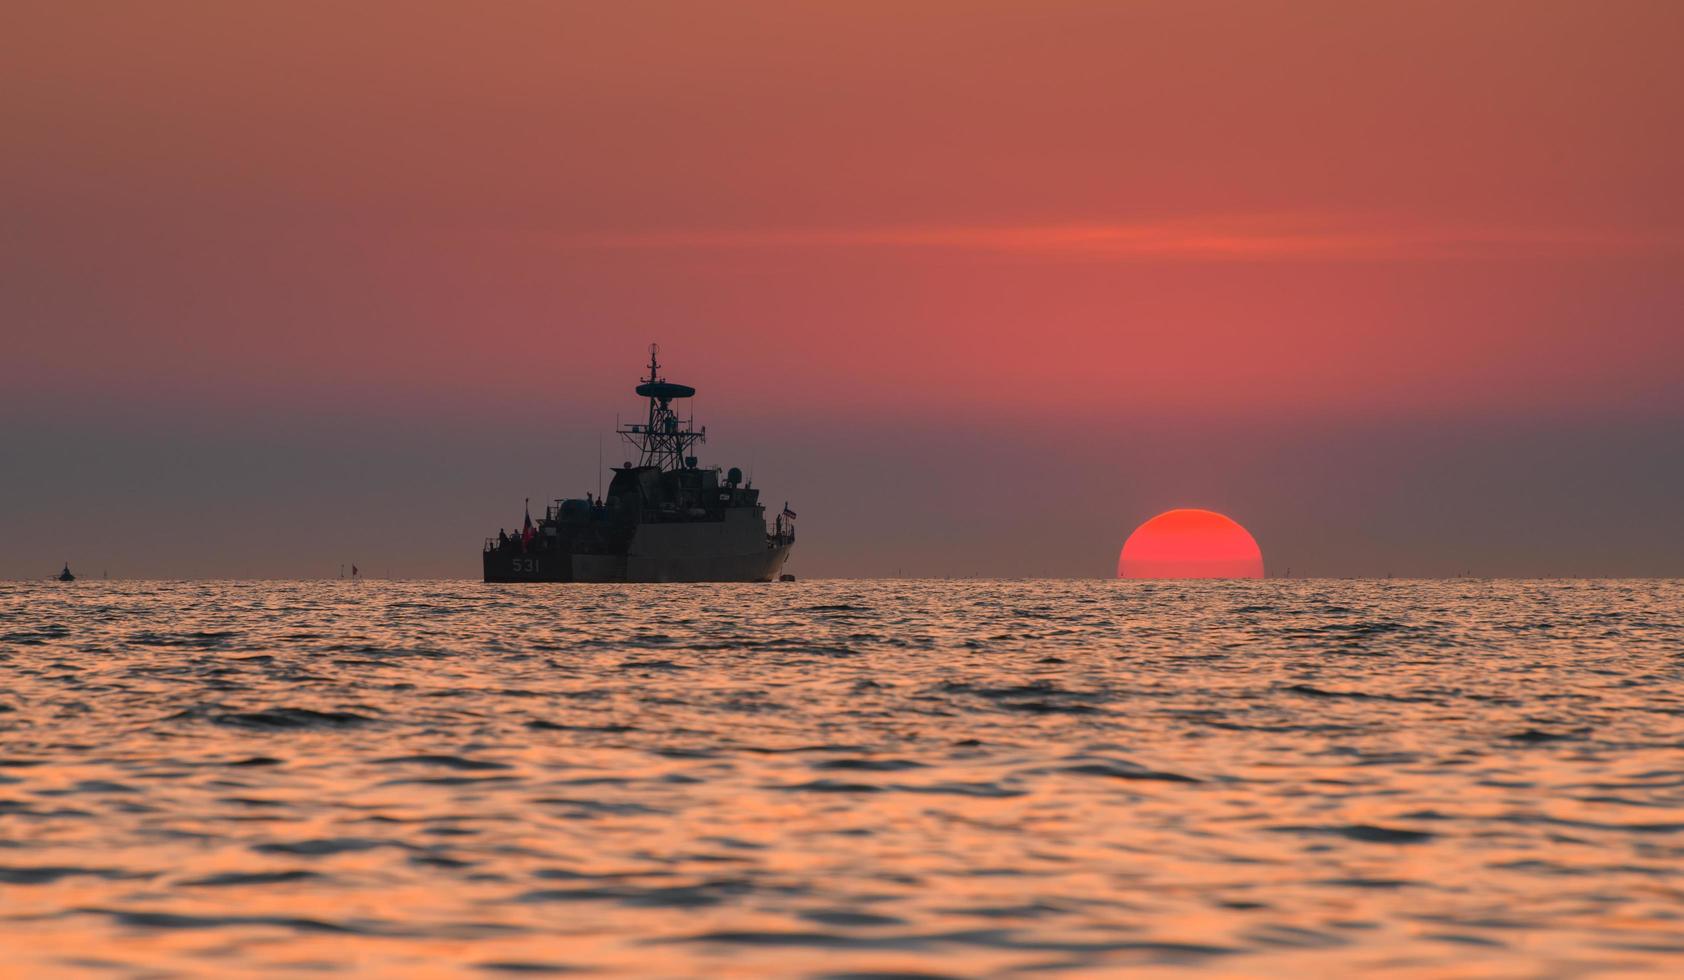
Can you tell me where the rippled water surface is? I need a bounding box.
[4,579,1684,978]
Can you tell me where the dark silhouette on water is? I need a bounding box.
[483,344,795,582]
[57,562,74,582]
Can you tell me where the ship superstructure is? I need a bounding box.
[483,345,795,582]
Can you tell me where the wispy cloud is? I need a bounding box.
[552,215,1664,261]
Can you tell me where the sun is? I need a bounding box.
[1118,509,1264,579]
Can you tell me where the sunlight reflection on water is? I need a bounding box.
[2,578,1682,977]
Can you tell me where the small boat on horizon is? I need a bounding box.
[57,563,75,582]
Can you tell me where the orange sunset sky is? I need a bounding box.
[3,1,1682,578]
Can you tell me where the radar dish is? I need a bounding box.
[636,382,696,400]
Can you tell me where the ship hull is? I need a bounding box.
[484,541,791,583]
[581,540,792,583]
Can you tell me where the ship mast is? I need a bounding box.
[617,342,704,471]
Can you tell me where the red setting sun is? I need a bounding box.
[1118,509,1264,579]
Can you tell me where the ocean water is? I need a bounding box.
[2,579,1683,978]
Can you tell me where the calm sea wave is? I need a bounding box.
[2,579,1682,978]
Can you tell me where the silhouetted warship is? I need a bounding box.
[483,345,795,583]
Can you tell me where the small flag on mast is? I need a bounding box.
[781,503,797,520]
